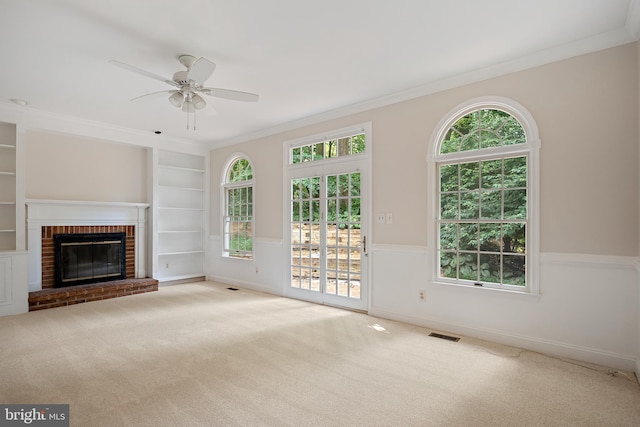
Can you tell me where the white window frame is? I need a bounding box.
[222,154,254,259]
[427,97,540,295]
[287,126,369,166]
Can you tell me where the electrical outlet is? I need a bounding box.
[376,213,386,223]
[418,290,425,302]
[165,263,169,269]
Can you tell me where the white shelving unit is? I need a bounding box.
[155,150,206,282]
[0,122,17,251]
[0,120,27,316]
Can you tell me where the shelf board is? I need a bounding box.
[0,229,16,233]
[0,144,16,150]
[0,171,16,176]
[159,164,205,174]
[0,201,16,205]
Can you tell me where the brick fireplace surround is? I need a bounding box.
[26,200,157,311]
[28,224,157,311]
[40,225,135,289]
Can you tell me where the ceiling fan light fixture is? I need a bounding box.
[182,100,195,113]
[192,94,206,110]
[168,91,184,108]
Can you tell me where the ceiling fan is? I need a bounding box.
[109,55,259,127]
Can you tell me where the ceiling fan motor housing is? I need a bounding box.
[172,71,191,86]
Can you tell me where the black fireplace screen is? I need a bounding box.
[54,233,126,287]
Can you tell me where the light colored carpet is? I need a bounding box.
[1,281,639,426]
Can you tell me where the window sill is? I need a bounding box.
[222,254,254,262]
[432,280,541,300]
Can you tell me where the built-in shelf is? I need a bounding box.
[156,150,206,282]
[0,122,17,252]
[0,122,24,315]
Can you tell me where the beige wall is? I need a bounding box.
[211,42,639,257]
[518,45,638,256]
[25,131,148,203]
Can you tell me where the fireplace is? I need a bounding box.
[26,200,149,292]
[25,200,156,311]
[54,232,127,288]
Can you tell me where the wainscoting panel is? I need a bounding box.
[0,252,28,316]
[207,236,284,295]
[368,245,639,371]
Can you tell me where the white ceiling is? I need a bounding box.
[1,0,638,149]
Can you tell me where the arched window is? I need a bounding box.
[430,97,539,293]
[223,156,254,259]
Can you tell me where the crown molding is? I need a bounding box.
[212,26,637,150]
[0,102,208,155]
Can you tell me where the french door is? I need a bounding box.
[285,160,368,311]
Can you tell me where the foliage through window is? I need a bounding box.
[290,132,365,164]
[437,108,530,289]
[223,158,253,259]
[290,174,361,227]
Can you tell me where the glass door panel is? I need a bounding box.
[287,167,367,311]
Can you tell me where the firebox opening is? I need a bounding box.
[54,232,126,288]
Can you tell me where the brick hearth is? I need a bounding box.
[28,278,158,311]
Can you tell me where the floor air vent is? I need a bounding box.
[429,332,460,342]
[226,287,239,291]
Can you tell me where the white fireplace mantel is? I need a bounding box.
[26,199,150,291]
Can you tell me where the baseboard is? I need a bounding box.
[370,307,637,372]
[158,276,206,287]
[206,274,280,296]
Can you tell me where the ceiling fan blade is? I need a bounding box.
[109,60,179,88]
[130,89,176,102]
[187,57,216,86]
[201,88,259,102]
[202,101,217,116]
